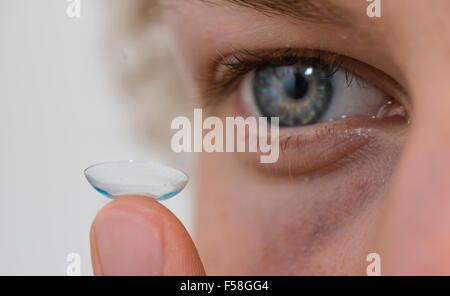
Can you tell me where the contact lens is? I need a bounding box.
[84,161,189,200]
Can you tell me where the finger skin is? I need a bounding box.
[90,196,205,276]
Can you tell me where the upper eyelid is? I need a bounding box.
[205,48,339,101]
[203,48,411,112]
[218,50,349,84]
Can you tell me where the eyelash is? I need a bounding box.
[205,48,363,103]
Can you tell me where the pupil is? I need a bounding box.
[283,72,309,100]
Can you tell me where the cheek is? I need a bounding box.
[195,132,404,275]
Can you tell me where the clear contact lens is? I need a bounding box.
[84,160,189,201]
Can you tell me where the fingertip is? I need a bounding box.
[89,222,104,276]
[90,196,205,276]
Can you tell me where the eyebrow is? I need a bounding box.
[202,0,352,26]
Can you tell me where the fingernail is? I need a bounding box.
[93,205,163,276]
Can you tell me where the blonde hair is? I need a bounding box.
[107,0,194,150]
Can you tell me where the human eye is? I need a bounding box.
[241,56,405,127]
[205,48,410,175]
[209,49,407,126]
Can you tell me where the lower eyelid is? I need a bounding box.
[238,116,407,177]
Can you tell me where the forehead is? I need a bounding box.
[162,0,449,32]
[162,1,381,72]
[162,0,450,88]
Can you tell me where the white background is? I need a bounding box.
[0,0,193,275]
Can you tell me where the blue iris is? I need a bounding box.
[253,62,333,127]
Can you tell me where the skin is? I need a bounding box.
[90,0,450,275]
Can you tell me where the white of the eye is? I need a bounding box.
[240,71,263,116]
[321,70,387,121]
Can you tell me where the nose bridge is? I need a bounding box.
[377,42,450,274]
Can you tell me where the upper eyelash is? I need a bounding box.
[203,48,361,106]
